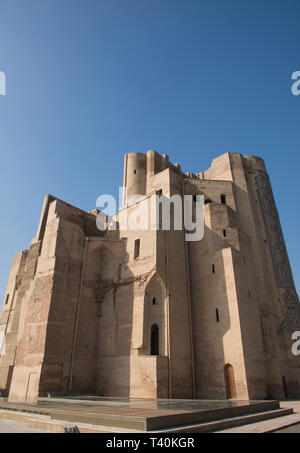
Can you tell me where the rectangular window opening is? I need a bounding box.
[134,239,140,259]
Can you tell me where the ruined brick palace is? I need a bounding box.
[0,150,299,403]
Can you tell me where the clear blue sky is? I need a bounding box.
[0,0,299,306]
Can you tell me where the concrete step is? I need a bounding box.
[0,406,294,433]
[0,399,282,431]
[157,408,294,433]
[21,407,296,433]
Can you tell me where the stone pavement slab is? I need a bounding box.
[0,418,53,433]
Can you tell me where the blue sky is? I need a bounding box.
[0,0,299,306]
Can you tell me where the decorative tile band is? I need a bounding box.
[255,170,300,335]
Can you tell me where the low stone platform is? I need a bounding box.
[0,396,292,432]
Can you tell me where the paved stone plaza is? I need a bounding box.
[0,419,52,433]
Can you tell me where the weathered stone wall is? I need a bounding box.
[0,150,298,402]
[0,251,28,395]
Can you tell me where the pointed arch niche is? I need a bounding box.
[84,243,118,321]
[86,244,117,284]
[143,273,167,357]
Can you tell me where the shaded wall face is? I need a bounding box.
[243,159,300,398]
[224,155,291,399]
[156,170,196,399]
[183,178,236,399]
[96,282,133,396]
[188,229,229,400]
[76,241,134,398]
[223,155,278,399]
[188,227,249,399]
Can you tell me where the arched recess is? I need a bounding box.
[86,244,117,283]
[224,363,237,399]
[70,243,118,395]
[91,246,120,388]
[143,273,166,356]
[84,244,118,319]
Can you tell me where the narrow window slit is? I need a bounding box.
[151,324,159,355]
[134,239,140,259]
